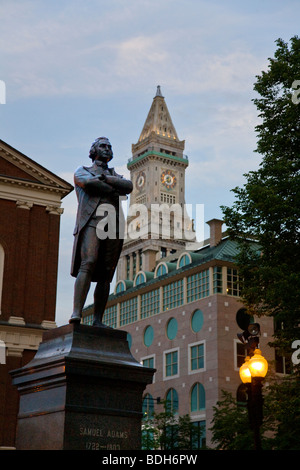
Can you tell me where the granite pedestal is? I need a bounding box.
[10,323,155,450]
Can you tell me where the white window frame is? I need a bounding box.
[188,340,206,375]
[163,347,180,381]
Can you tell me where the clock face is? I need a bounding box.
[136,171,146,191]
[161,169,177,190]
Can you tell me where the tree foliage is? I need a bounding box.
[221,36,300,354]
[141,400,205,450]
[211,374,300,450]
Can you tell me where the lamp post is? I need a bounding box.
[239,348,268,450]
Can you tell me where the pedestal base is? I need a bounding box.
[11,324,154,450]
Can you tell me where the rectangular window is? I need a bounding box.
[164,348,179,379]
[142,356,154,369]
[187,269,209,303]
[163,280,183,310]
[213,266,222,293]
[192,421,206,449]
[235,341,246,369]
[103,304,118,328]
[141,289,160,318]
[191,344,204,371]
[189,341,205,374]
[227,268,240,296]
[120,297,138,326]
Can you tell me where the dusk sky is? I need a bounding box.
[1,0,299,325]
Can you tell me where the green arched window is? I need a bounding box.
[166,388,178,414]
[191,383,205,412]
[156,263,167,277]
[179,253,190,268]
[135,272,146,286]
[116,281,125,293]
[142,393,154,419]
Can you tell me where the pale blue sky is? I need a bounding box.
[1,0,299,325]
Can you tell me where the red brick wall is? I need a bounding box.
[0,199,60,324]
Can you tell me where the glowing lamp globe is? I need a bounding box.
[239,356,252,384]
[248,349,268,378]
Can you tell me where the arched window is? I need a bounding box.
[191,383,205,412]
[156,263,167,277]
[142,393,154,419]
[115,280,125,294]
[134,272,146,286]
[165,388,178,414]
[178,253,191,268]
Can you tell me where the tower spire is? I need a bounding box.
[155,85,163,97]
[136,86,180,144]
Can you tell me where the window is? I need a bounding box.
[165,388,178,414]
[163,280,183,310]
[156,263,167,277]
[213,266,222,293]
[191,383,205,412]
[187,269,209,303]
[143,393,154,419]
[115,281,125,294]
[132,252,136,277]
[191,421,206,449]
[275,349,292,374]
[191,309,204,333]
[236,341,247,369]
[166,317,178,340]
[189,342,205,372]
[164,348,179,379]
[178,253,190,268]
[126,255,130,279]
[135,272,145,286]
[142,356,154,369]
[103,304,118,328]
[120,297,138,326]
[160,192,176,204]
[127,333,132,349]
[141,289,160,318]
[144,325,154,347]
[227,268,240,296]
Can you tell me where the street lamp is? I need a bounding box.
[239,348,268,450]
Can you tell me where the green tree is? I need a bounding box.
[222,36,300,356]
[210,390,254,450]
[263,373,300,450]
[211,376,300,450]
[141,400,204,450]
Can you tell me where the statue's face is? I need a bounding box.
[93,138,113,162]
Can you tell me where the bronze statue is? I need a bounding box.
[69,137,133,326]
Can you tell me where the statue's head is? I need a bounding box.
[89,137,113,162]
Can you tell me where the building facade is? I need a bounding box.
[82,88,275,448]
[0,140,73,447]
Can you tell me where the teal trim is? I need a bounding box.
[128,150,188,168]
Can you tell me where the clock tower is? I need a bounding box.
[117,86,195,282]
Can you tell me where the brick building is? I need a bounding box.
[81,88,275,448]
[0,140,73,448]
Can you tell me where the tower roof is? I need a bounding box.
[138,86,180,143]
